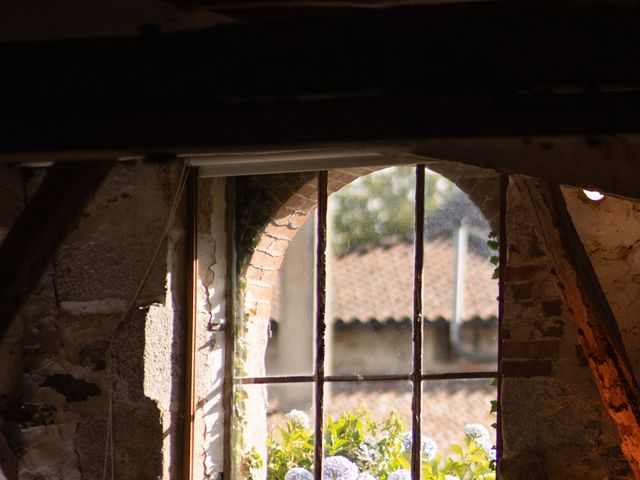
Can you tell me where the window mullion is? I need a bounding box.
[314,171,328,480]
[411,164,425,480]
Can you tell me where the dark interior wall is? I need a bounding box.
[500,179,636,479]
[0,161,186,480]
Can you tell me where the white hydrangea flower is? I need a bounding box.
[285,467,313,480]
[463,423,491,453]
[323,455,359,480]
[400,432,438,460]
[356,437,380,467]
[489,446,497,462]
[388,469,412,480]
[420,437,438,461]
[400,432,413,453]
[285,409,310,429]
[444,475,460,480]
[356,473,377,480]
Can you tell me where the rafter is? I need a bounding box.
[0,161,113,342]
[516,177,640,478]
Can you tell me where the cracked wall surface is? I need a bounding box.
[500,180,637,479]
[0,161,186,480]
[194,178,227,480]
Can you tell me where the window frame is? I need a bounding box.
[225,165,506,479]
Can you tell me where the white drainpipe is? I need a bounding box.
[451,223,468,357]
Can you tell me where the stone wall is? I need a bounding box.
[0,161,186,480]
[500,179,635,479]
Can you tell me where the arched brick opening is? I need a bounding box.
[231,161,500,476]
[238,161,500,319]
[238,167,382,320]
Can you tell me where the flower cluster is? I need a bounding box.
[400,432,438,461]
[285,467,313,480]
[463,423,491,453]
[356,473,377,480]
[285,409,311,429]
[388,470,411,480]
[323,456,359,480]
[356,437,380,468]
[270,409,496,480]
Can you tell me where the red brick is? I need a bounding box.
[501,359,553,377]
[288,211,311,229]
[249,251,285,270]
[503,264,548,282]
[245,283,273,303]
[510,282,534,301]
[541,299,563,317]
[295,183,318,200]
[245,266,264,282]
[264,223,297,240]
[533,318,565,337]
[502,340,560,359]
[288,194,315,212]
[256,301,273,318]
[260,269,279,285]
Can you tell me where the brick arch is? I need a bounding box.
[237,162,500,323]
[239,166,381,320]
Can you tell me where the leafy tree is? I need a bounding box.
[331,167,451,255]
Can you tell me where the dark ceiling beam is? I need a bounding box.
[4,3,640,108]
[2,4,640,196]
[0,161,114,343]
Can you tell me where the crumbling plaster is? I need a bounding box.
[0,161,186,480]
[500,180,639,479]
[194,177,227,480]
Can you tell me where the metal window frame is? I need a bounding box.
[226,166,505,480]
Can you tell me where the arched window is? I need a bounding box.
[229,163,504,480]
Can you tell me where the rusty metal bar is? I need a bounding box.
[314,171,328,480]
[223,177,236,479]
[234,371,498,385]
[182,168,198,480]
[411,165,425,480]
[496,173,508,466]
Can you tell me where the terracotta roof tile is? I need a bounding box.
[273,237,498,323]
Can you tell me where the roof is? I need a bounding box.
[272,236,498,324]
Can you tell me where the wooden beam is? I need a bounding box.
[3,4,640,158]
[0,161,114,343]
[516,177,640,478]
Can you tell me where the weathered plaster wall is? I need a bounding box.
[500,179,634,479]
[194,177,227,480]
[0,161,186,480]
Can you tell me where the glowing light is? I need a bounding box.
[583,189,605,202]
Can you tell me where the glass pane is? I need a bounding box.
[233,382,315,480]
[422,167,499,374]
[323,381,413,480]
[421,378,497,478]
[242,212,316,378]
[328,167,415,376]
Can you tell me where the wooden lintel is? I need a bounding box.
[516,177,640,478]
[0,161,114,342]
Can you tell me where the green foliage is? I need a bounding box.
[487,231,500,280]
[331,167,449,255]
[263,409,495,480]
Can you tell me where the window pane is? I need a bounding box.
[328,167,415,376]
[323,381,413,480]
[264,213,316,377]
[233,382,315,480]
[421,378,497,477]
[422,167,499,374]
